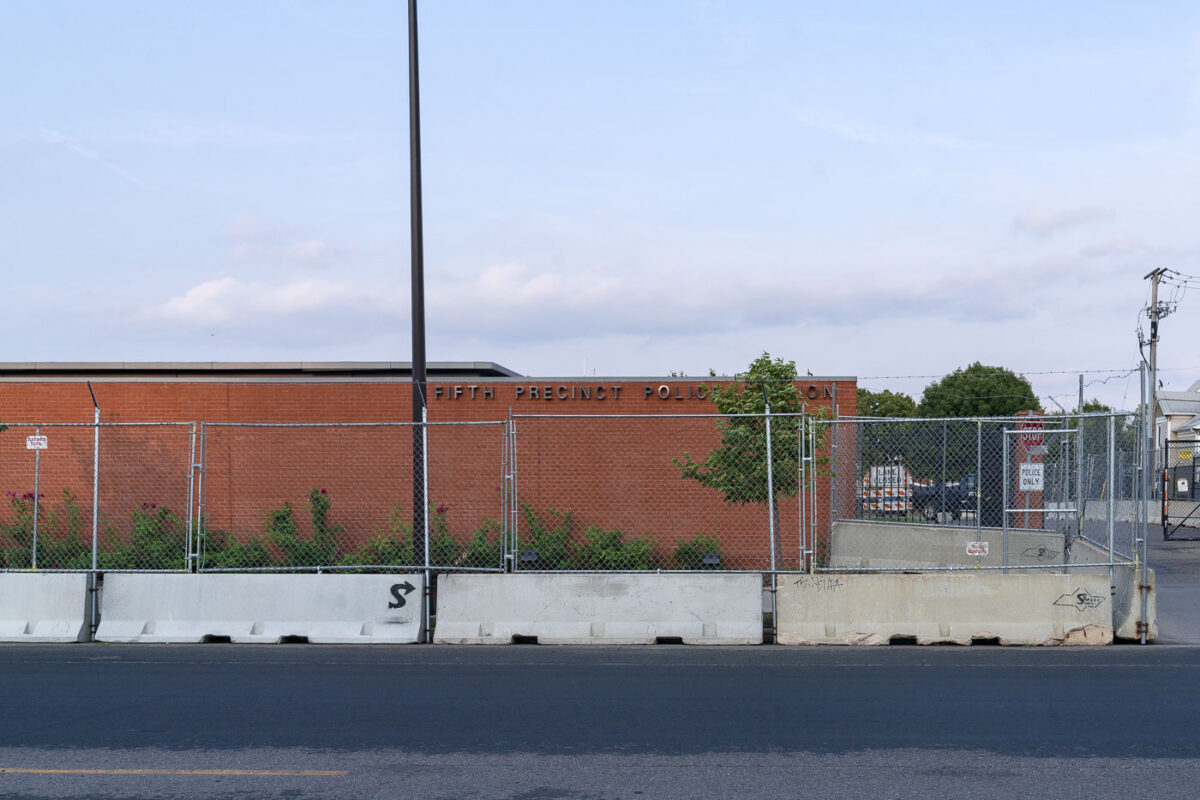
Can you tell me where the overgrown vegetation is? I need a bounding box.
[0,485,724,573]
[0,489,91,570]
[104,503,187,570]
[576,525,658,570]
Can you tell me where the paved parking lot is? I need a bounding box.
[1148,525,1200,643]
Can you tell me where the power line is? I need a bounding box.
[863,367,1144,409]
[861,366,1137,381]
[1163,268,1200,284]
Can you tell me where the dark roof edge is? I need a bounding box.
[0,361,523,378]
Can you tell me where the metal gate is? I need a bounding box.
[1002,422,1080,566]
[1163,439,1200,540]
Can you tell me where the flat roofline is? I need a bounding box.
[0,363,855,382]
[484,375,856,382]
[0,361,523,378]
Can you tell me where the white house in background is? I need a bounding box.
[1156,380,1200,446]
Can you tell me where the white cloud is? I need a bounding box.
[155,277,367,325]
[425,259,1032,345]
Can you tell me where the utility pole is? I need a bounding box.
[1144,268,1169,450]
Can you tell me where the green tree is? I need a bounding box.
[676,352,802,502]
[857,388,917,417]
[917,362,1041,418]
[675,353,810,565]
[1072,399,1142,456]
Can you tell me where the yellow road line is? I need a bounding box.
[0,768,346,777]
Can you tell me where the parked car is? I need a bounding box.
[910,474,977,521]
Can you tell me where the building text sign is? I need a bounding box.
[25,435,48,450]
[431,382,837,403]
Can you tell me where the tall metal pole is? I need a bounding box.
[32,425,40,569]
[1076,374,1084,559]
[759,381,777,573]
[975,420,981,540]
[1144,268,1166,467]
[1002,431,1009,573]
[799,404,806,567]
[1107,414,1116,589]
[1140,361,1150,643]
[759,380,777,644]
[409,0,428,571]
[87,383,100,638]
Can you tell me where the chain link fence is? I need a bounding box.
[509,413,827,571]
[196,422,507,572]
[0,412,1152,576]
[1162,439,1200,540]
[812,412,1147,573]
[0,422,195,572]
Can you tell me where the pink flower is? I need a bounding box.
[436,503,448,514]
[320,488,327,495]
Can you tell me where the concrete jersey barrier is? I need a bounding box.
[830,519,1122,570]
[1113,566,1157,641]
[0,573,93,642]
[434,573,762,645]
[95,574,424,643]
[776,572,1113,646]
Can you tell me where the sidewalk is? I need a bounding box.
[1147,529,1200,644]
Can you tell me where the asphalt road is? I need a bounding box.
[1,644,1199,799]
[4,520,1198,799]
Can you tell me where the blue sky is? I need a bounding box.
[3,1,1198,410]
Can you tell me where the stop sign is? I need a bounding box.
[1018,419,1044,448]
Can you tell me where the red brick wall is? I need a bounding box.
[0,377,855,423]
[0,377,855,568]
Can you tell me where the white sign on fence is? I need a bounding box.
[25,436,48,450]
[1018,463,1044,492]
[966,541,989,557]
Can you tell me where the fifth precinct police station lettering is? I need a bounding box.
[431,383,835,402]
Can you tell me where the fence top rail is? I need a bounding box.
[510,412,816,420]
[814,560,1136,573]
[1,421,196,428]
[832,411,1139,424]
[198,420,506,428]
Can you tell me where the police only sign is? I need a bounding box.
[1019,463,1044,492]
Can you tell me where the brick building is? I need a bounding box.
[0,363,856,570]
